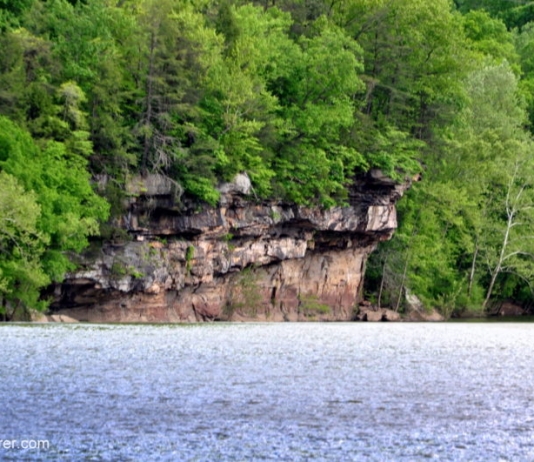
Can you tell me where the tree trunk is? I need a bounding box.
[377,254,388,308]
[467,240,479,298]
[394,253,409,312]
[483,213,513,310]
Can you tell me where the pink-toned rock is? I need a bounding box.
[404,309,444,322]
[364,309,384,322]
[358,307,401,322]
[382,309,401,321]
[48,314,79,323]
[30,311,49,322]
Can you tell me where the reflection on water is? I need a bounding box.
[1,323,534,461]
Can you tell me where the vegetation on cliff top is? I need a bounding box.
[1,0,534,316]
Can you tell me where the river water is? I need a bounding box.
[1,323,534,461]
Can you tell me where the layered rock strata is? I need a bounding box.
[50,170,407,322]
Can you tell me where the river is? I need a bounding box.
[1,323,533,461]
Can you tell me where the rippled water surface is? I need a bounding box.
[2,323,534,461]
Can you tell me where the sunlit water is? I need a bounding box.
[1,323,534,461]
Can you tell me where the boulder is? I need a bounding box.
[218,172,252,195]
[359,307,401,322]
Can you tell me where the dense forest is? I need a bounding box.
[1,0,534,317]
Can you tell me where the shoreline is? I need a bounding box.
[7,311,534,324]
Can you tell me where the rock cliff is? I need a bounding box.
[50,170,408,322]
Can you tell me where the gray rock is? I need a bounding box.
[218,172,252,195]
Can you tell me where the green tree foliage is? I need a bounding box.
[0,171,48,315]
[119,1,377,205]
[267,17,367,205]
[455,0,534,30]
[0,116,109,313]
[462,10,519,67]
[332,0,470,136]
[24,0,136,171]
[0,0,34,30]
[515,22,534,130]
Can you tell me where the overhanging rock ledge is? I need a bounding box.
[49,169,409,322]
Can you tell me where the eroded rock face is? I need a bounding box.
[50,170,408,322]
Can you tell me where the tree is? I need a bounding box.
[0,171,48,317]
[0,116,109,310]
[481,152,534,309]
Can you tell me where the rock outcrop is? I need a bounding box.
[50,170,408,322]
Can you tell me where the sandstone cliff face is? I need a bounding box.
[50,170,407,322]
